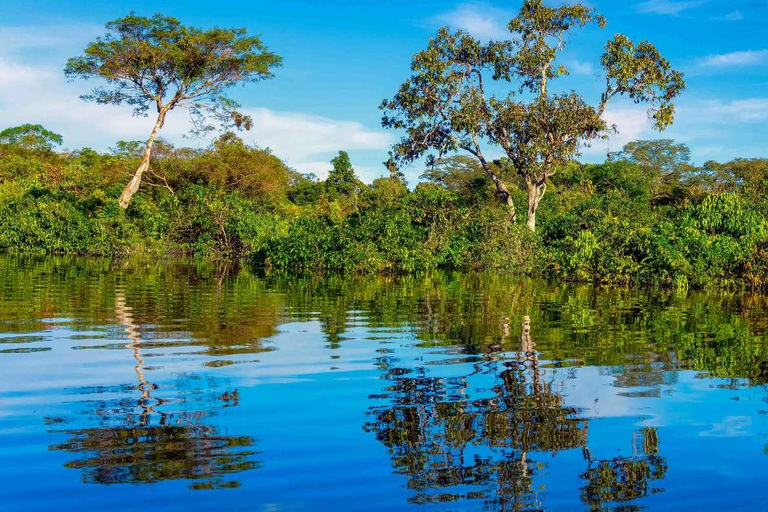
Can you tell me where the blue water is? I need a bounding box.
[0,257,767,510]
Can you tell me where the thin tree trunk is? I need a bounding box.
[118,109,168,209]
[526,181,546,232]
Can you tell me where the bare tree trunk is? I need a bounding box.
[118,109,168,209]
[526,181,546,232]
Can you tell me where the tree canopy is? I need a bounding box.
[381,0,685,231]
[0,124,63,152]
[610,139,692,175]
[65,12,281,131]
[65,12,282,208]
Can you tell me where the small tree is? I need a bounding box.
[0,124,63,152]
[326,151,360,197]
[65,13,281,208]
[381,0,685,231]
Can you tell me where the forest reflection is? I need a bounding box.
[364,315,666,508]
[1,256,767,504]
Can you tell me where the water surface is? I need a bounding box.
[1,256,767,510]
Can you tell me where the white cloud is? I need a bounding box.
[636,0,706,15]
[582,106,654,156]
[716,10,744,21]
[238,109,391,179]
[299,162,386,181]
[569,60,596,76]
[697,98,768,121]
[0,57,165,141]
[698,49,768,68]
[581,98,768,160]
[430,3,511,40]
[0,58,47,88]
[242,108,390,163]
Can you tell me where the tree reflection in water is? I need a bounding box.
[365,315,667,509]
[581,427,667,509]
[6,257,764,506]
[47,292,259,490]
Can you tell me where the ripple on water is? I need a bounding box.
[0,256,767,511]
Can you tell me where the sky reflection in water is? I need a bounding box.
[0,256,767,510]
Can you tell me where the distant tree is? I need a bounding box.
[0,124,63,152]
[326,151,359,196]
[421,155,492,203]
[365,176,409,209]
[200,132,294,201]
[65,13,281,208]
[610,139,694,203]
[325,151,363,204]
[610,139,691,175]
[700,158,768,197]
[381,0,685,231]
[583,160,654,201]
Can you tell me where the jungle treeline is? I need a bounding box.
[2,128,768,289]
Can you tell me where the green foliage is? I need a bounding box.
[2,130,768,289]
[0,179,139,254]
[381,0,684,231]
[326,151,359,196]
[0,124,63,152]
[65,12,281,131]
[288,174,324,205]
[699,158,768,197]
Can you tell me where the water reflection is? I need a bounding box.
[581,427,667,509]
[46,291,259,490]
[364,316,667,508]
[1,256,767,510]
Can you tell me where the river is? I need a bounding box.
[1,256,766,510]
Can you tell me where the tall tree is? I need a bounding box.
[381,0,684,231]
[65,13,281,208]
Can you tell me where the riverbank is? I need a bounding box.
[2,135,768,290]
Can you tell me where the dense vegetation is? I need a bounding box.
[2,126,768,290]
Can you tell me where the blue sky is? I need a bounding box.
[1,0,767,183]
